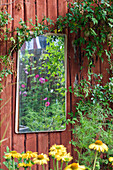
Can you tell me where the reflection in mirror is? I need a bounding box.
[15,34,67,133]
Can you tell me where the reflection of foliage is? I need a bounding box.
[19,35,66,132]
[39,35,65,77]
[38,35,65,103]
[21,102,66,131]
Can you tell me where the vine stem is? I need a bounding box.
[44,106,47,127]
[93,151,98,170]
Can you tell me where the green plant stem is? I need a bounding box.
[61,161,63,170]
[56,160,59,170]
[53,158,56,170]
[93,151,98,170]
[65,162,68,167]
[30,167,31,170]
[8,161,11,170]
[12,158,15,170]
[42,164,45,170]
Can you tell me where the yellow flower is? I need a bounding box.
[50,144,66,151]
[58,29,61,32]
[54,152,73,162]
[109,157,113,165]
[49,144,67,157]
[14,153,22,159]
[89,140,108,152]
[31,152,38,158]
[18,162,33,168]
[26,162,33,167]
[61,153,73,162]
[26,151,32,154]
[64,163,86,170]
[22,151,38,159]
[21,153,30,159]
[18,163,27,168]
[10,151,18,158]
[54,153,63,161]
[6,151,21,158]
[4,153,12,159]
[33,153,49,165]
[54,29,57,34]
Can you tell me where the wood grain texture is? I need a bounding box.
[36,0,47,23]
[47,0,57,22]
[24,0,35,24]
[0,0,112,169]
[58,0,67,17]
[37,133,49,170]
[24,1,37,169]
[12,0,25,153]
[0,1,12,168]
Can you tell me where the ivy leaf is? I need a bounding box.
[91,17,98,24]
[108,18,113,23]
[10,37,15,43]
[108,23,113,28]
[90,28,97,36]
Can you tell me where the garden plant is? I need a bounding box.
[0,0,113,170]
[3,143,113,170]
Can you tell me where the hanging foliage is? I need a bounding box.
[56,0,113,66]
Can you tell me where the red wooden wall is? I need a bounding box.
[0,0,111,170]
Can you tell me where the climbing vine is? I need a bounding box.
[55,1,113,169]
[0,1,113,169]
[0,10,54,93]
[56,0,113,68]
[0,0,113,93]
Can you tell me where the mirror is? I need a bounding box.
[15,34,67,133]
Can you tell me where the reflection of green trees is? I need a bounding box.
[19,35,66,132]
[21,102,65,131]
[39,35,65,105]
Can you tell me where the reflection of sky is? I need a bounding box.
[38,35,47,48]
[23,36,47,50]
[36,37,41,49]
[20,35,65,52]
[26,38,33,50]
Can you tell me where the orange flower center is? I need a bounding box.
[10,151,17,154]
[95,140,103,145]
[37,155,44,160]
[71,163,79,169]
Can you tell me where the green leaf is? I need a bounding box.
[91,17,98,24]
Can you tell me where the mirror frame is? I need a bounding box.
[15,33,67,133]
